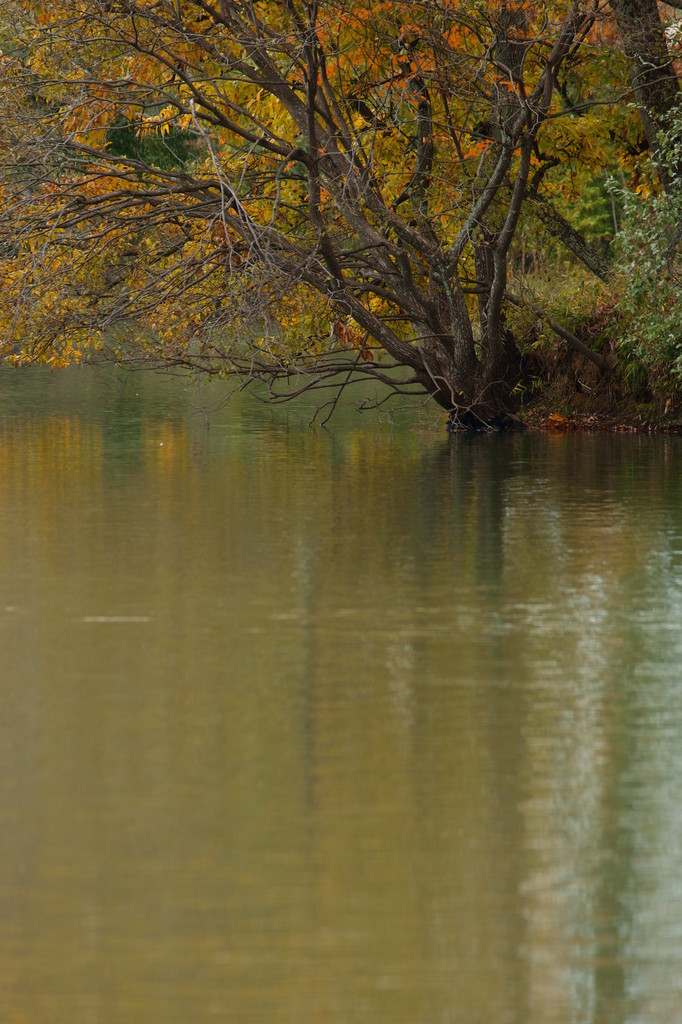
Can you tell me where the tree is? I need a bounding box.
[609,0,681,173]
[0,1,660,426]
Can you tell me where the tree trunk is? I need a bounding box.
[610,0,681,179]
[529,194,612,280]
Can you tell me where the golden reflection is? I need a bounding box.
[1,373,682,1023]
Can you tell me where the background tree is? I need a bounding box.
[0,1,671,426]
[609,0,680,171]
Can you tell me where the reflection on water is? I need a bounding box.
[2,367,682,1023]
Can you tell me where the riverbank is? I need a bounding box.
[518,347,682,434]
[528,407,682,434]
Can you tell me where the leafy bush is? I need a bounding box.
[611,128,682,394]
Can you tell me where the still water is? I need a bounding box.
[2,366,682,1024]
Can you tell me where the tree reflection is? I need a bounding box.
[2,370,682,1023]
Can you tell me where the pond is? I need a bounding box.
[2,365,682,1024]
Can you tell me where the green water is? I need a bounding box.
[2,366,682,1024]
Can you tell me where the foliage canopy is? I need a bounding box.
[0,0,680,425]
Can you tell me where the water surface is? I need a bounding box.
[2,366,682,1024]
